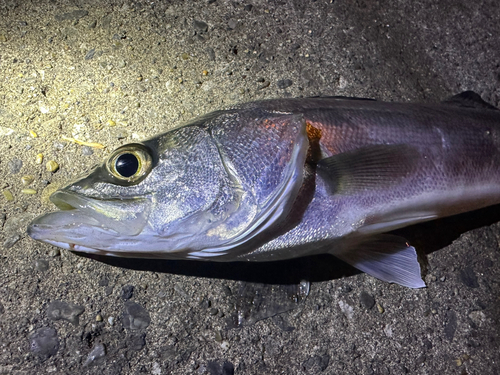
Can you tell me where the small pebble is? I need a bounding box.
[157,291,168,298]
[258,81,270,90]
[206,47,215,61]
[96,314,103,322]
[277,79,293,89]
[108,316,115,326]
[3,189,14,201]
[47,300,85,325]
[21,175,34,185]
[199,297,210,307]
[83,343,106,367]
[29,130,38,138]
[36,153,44,164]
[202,70,209,76]
[81,146,94,156]
[46,160,59,172]
[193,20,208,33]
[53,142,65,151]
[49,249,60,257]
[221,285,232,297]
[359,291,375,310]
[34,259,49,272]
[29,327,59,359]
[107,119,116,126]
[122,302,151,330]
[426,274,437,283]
[8,158,23,174]
[214,331,223,342]
[121,285,134,300]
[174,283,190,299]
[227,19,237,30]
[21,188,37,195]
[377,303,385,313]
[209,308,219,316]
[128,333,146,351]
[3,234,20,249]
[84,49,96,60]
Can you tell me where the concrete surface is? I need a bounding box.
[0,0,499,374]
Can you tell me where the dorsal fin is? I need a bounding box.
[306,95,376,101]
[443,91,498,110]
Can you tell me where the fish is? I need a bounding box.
[28,91,500,288]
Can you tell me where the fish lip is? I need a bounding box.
[27,209,102,242]
[50,190,97,211]
[29,189,152,242]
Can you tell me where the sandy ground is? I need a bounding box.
[1,0,500,374]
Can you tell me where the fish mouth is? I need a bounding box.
[28,190,151,244]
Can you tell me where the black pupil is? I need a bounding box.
[115,153,139,178]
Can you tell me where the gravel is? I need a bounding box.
[1,1,499,374]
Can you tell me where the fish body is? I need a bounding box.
[28,92,500,287]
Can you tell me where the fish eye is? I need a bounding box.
[107,144,153,183]
[115,153,139,178]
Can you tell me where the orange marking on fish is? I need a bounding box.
[262,119,277,129]
[306,122,323,163]
[306,121,322,142]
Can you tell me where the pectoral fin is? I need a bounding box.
[334,234,426,288]
[316,144,420,195]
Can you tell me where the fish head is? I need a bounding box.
[28,110,309,259]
